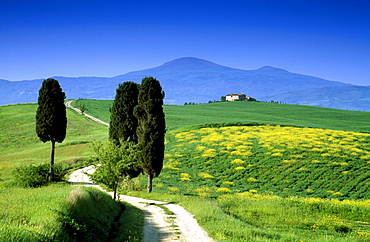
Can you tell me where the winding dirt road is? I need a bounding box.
[66,101,215,242]
[68,166,214,242]
[65,100,109,126]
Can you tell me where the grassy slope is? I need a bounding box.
[0,104,141,241]
[0,183,74,241]
[72,99,370,132]
[2,101,370,241]
[73,99,370,241]
[0,103,108,179]
[71,101,370,198]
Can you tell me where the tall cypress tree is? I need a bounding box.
[135,77,166,192]
[109,81,139,143]
[36,78,67,182]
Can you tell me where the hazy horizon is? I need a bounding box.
[1,1,369,86]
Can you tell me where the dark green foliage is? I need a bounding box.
[35,78,67,181]
[134,77,166,192]
[36,78,67,143]
[13,163,69,187]
[79,103,86,114]
[109,81,139,144]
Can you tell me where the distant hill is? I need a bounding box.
[261,85,370,111]
[1,57,368,111]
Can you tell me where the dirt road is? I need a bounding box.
[65,100,109,126]
[68,166,214,242]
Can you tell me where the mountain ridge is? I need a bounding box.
[0,57,368,111]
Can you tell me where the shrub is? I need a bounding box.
[14,163,69,187]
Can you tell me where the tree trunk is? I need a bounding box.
[113,189,117,201]
[147,173,153,193]
[113,182,118,201]
[49,140,55,182]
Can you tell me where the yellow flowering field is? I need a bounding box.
[157,125,370,199]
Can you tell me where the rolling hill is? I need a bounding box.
[1,57,369,111]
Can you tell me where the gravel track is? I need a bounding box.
[65,100,109,126]
[68,166,214,242]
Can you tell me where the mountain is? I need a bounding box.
[261,85,370,111]
[113,57,351,105]
[0,57,368,111]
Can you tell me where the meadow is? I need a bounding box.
[74,99,370,241]
[158,125,370,199]
[72,99,370,132]
[0,103,141,241]
[1,100,370,241]
[0,103,108,175]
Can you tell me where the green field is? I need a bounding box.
[72,99,370,132]
[0,104,141,241]
[0,103,108,176]
[158,125,370,199]
[1,100,370,241]
[73,99,370,241]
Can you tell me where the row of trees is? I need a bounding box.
[35,77,165,197]
[106,77,166,195]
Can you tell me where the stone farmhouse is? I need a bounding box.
[225,93,256,102]
[226,93,246,101]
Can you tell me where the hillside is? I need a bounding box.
[262,85,370,112]
[72,99,370,133]
[0,103,108,171]
[70,100,370,199]
[2,102,370,241]
[2,57,369,111]
[74,99,370,240]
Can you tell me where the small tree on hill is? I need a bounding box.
[90,140,139,200]
[134,77,166,193]
[79,103,86,114]
[36,78,67,182]
[109,81,139,144]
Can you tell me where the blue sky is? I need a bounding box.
[1,0,369,85]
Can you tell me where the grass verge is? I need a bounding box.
[0,183,144,242]
[124,191,370,241]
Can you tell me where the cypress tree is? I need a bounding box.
[36,78,67,182]
[135,77,166,193]
[109,81,139,143]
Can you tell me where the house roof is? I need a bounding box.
[226,93,246,96]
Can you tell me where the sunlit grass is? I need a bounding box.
[0,103,142,241]
[156,125,370,199]
[125,190,370,241]
[0,103,108,179]
[0,183,74,241]
[2,100,370,241]
[72,99,370,132]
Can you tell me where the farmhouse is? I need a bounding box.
[225,93,246,101]
[224,93,256,102]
